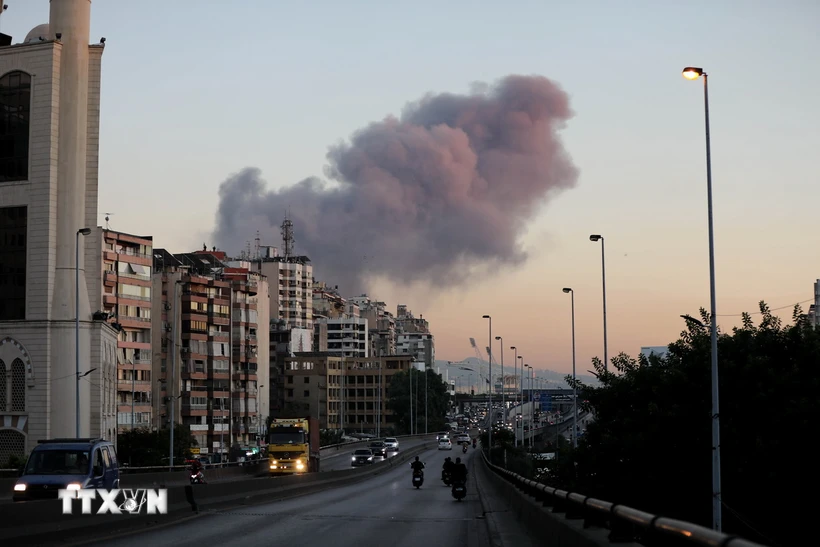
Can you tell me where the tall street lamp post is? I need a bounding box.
[589,234,608,371]
[75,227,91,437]
[510,345,518,447]
[562,288,578,449]
[682,65,722,532]
[482,315,492,453]
[495,336,504,422]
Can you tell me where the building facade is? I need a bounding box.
[322,317,369,358]
[0,1,118,465]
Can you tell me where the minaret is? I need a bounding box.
[49,0,93,437]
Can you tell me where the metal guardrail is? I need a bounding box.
[480,450,768,547]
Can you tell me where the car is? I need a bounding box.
[351,449,374,466]
[438,438,453,450]
[13,437,120,502]
[383,438,399,451]
[436,432,448,441]
[368,441,388,458]
[455,434,471,444]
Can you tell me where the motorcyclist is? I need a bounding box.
[189,459,206,483]
[451,457,468,485]
[410,456,425,475]
[442,457,454,479]
[472,438,477,448]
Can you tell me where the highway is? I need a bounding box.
[83,445,502,547]
[318,437,429,471]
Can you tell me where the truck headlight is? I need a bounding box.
[13,484,26,492]
[296,461,305,470]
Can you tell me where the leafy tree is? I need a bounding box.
[117,424,198,467]
[387,368,450,434]
[561,303,818,546]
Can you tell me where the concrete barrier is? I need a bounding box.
[0,441,435,545]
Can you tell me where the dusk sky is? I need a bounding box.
[5,0,818,375]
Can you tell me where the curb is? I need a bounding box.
[473,447,504,547]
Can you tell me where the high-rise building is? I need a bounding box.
[0,1,117,463]
[324,317,369,358]
[98,229,154,433]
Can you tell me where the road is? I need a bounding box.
[319,437,430,471]
[84,445,493,547]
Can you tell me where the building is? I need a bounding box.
[151,249,270,461]
[397,332,435,368]
[323,317,369,358]
[98,229,154,433]
[282,354,412,431]
[352,295,396,357]
[0,1,118,464]
[808,279,820,327]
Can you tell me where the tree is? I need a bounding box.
[386,368,450,434]
[563,303,819,546]
[117,424,198,467]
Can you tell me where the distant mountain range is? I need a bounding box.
[433,357,600,388]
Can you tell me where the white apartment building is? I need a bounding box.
[253,250,313,330]
[323,317,369,358]
[397,332,435,368]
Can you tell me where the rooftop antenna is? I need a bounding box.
[281,211,294,258]
[254,230,261,260]
[246,240,252,260]
[104,212,114,230]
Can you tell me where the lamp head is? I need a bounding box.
[589,234,602,242]
[562,288,572,293]
[510,346,516,350]
[495,336,501,341]
[482,314,490,319]
[78,228,91,236]
[682,67,704,80]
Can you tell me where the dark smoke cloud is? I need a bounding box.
[213,75,579,295]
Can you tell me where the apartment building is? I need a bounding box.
[396,305,430,334]
[353,296,396,357]
[282,354,412,431]
[313,282,346,320]
[397,332,435,369]
[323,317,369,358]
[252,249,313,330]
[151,249,269,461]
[100,230,154,432]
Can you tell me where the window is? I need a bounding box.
[0,71,31,182]
[0,205,26,319]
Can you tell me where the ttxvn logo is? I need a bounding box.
[57,489,168,515]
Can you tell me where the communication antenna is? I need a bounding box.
[103,212,114,229]
[281,211,294,258]
[254,230,261,260]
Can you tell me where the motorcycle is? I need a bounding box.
[472,439,477,449]
[451,480,467,501]
[412,469,424,489]
[190,470,206,484]
[462,443,468,453]
[441,470,451,486]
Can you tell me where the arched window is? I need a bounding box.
[0,429,26,465]
[0,359,6,411]
[0,70,31,182]
[10,358,25,411]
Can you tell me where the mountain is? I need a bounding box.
[433,357,599,387]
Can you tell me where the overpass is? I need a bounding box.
[0,436,766,546]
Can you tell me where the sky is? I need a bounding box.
[4,0,819,375]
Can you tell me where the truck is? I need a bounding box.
[267,417,320,475]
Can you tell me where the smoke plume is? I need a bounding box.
[213,74,579,294]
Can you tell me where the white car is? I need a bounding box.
[438,438,452,450]
[383,437,399,451]
[456,434,471,444]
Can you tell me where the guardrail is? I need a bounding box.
[480,450,767,547]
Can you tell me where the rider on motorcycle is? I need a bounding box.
[472,438,477,448]
[410,456,425,475]
[442,456,454,479]
[451,457,468,485]
[189,459,207,483]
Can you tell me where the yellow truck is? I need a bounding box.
[267,417,320,475]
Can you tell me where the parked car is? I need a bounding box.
[383,438,399,451]
[13,437,120,502]
[438,438,453,450]
[351,449,374,467]
[368,441,388,458]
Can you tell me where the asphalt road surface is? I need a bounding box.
[85,445,492,547]
[319,438,431,471]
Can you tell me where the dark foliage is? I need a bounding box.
[386,368,450,434]
[117,424,198,467]
[560,303,818,546]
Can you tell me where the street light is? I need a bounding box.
[75,227,91,437]
[562,288,578,449]
[682,64,722,532]
[495,336,504,423]
[510,346,518,447]
[589,234,608,372]
[482,315,492,453]
[518,355,523,445]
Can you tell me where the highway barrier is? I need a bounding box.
[0,440,435,545]
[478,450,766,547]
